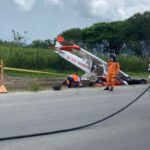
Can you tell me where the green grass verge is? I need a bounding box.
[4,70,67,78]
[4,69,84,78]
[4,69,149,79]
[126,71,149,78]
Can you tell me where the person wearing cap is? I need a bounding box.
[66,73,80,88]
[104,54,120,91]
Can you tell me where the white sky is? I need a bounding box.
[0,0,150,42]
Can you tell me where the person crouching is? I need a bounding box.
[66,73,80,88]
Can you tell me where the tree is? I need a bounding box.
[11,29,28,46]
[61,28,82,43]
[31,39,53,48]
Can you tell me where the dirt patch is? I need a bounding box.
[4,76,65,91]
[2,76,150,92]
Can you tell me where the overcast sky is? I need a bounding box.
[0,0,150,42]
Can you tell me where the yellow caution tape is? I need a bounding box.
[4,67,67,76]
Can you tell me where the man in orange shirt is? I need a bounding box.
[104,54,120,91]
[66,73,80,88]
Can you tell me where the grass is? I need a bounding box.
[4,69,149,79]
[30,83,40,91]
[0,44,148,79]
[126,71,149,78]
[4,70,67,78]
[4,69,148,81]
[4,67,84,78]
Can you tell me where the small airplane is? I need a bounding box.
[53,35,130,86]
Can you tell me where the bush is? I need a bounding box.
[0,45,78,72]
[0,44,148,74]
[118,55,147,72]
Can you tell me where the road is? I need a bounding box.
[0,85,150,150]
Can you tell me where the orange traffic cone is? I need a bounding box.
[0,84,7,93]
[0,59,7,93]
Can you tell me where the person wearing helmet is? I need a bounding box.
[66,73,80,88]
[104,54,120,91]
[148,61,150,79]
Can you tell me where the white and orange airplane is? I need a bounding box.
[54,35,129,86]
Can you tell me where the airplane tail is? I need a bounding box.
[55,36,80,52]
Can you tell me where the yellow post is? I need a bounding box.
[0,60,7,93]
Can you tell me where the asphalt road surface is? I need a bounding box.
[0,85,150,150]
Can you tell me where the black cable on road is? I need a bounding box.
[0,85,150,141]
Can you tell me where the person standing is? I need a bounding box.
[104,54,120,91]
[148,61,150,79]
